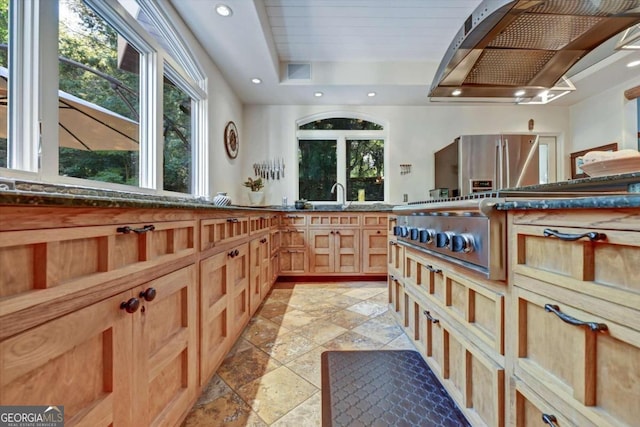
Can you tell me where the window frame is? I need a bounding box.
[2,0,208,198]
[296,113,388,203]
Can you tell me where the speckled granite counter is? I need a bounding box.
[498,194,640,210]
[0,180,393,212]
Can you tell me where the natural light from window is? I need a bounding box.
[298,117,385,202]
[58,0,141,185]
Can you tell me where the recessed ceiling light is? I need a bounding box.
[367,92,376,97]
[627,59,640,67]
[215,4,232,17]
[515,90,526,97]
[451,89,462,96]
[251,78,262,84]
[314,91,323,97]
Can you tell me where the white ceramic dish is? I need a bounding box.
[580,156,640,177]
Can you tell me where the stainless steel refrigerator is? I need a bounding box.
[434,134,540,196]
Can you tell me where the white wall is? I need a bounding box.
[243,104,571,205]
[570,76,640,153]
[163,1,244,203]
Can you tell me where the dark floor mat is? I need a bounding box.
[321,350,471,427]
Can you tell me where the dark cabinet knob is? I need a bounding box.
[234,249,239,256]
[228,250,235,258]
[120,298,140,313]
[139,287,157,302]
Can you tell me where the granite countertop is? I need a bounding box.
[0,179,393,212]
[497,194,640,210]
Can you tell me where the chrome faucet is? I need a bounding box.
[331,182,349,208]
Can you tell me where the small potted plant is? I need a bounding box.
[243,176,265,205]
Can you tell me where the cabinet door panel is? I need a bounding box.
[229,244,250,334]
[309,230,333,273]
[134,265,197,427]
[279,250,306,274]
[249,239,262,315]
[0,292,132,426]
[335,229,359,273]
[362,229,387,273]
[200,252,230,384]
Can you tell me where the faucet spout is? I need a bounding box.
[331,182,347,207]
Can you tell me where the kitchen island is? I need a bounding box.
[389,190,639,427]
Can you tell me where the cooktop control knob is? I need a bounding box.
[450,234,475,253]
[436,231,454,248]
[393,226,401,236]
[410,227,419,240]
[419,229,436,244]
[400,226,409,238]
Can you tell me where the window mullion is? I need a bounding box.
[337,135,347,195]
[8,0,42,172]
[139,51,160,190]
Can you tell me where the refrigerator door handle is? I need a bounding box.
[504,138,510,188]
[496,139,503,189]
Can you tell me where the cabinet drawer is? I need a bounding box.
[0,220,195,299]
[512,224,640,311]
[200,216,249,250]
[250,215,271,235]
[405,249,505,356]
[514,380,579,427]
[388,240,404,276]
[414,299,505,427]
[362,214,387,228]
[281,214,306,227]
[515,286,640,427]
[308,213,360,227]
[388,274,406,325]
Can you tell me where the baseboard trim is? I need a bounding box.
[276,275,386,283]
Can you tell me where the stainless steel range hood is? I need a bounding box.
[429,0,640,102]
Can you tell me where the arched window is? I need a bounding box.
[297,115,386,202]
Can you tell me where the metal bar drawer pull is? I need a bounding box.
[543,228,606,242]
[544,304,608,332]
[423,310,440,324]
[117,224,155,234]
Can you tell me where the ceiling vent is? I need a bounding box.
[286,63,311,80]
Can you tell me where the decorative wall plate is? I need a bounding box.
[224,121,239,159]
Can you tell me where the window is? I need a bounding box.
[2,0,206,197]
[297,116,386,202]
[58,0,140,185]
[162,70,192,193]
[299,139,336,201]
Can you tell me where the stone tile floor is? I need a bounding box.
[182,281,415,426]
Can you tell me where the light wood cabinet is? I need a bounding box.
[132,266,198,427]
[388,240,404,277]
[0,265,197,427]
[402,282,505,427]
[0,291,133,426]
[200,216,249,251]
[508,207,640,427]
[199,251,231,385]
[309,228,359,273]
[249,234,270,315]
[227,242,250,336]
[362,229,387,273]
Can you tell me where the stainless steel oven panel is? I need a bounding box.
[395,212,506,281]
